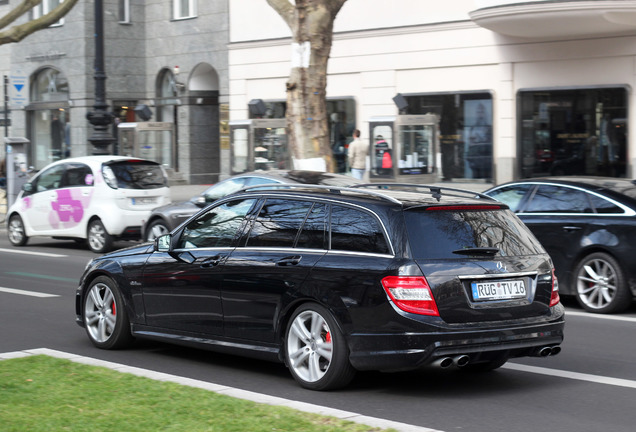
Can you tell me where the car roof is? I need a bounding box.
[37,155,158,170]
[488,176,636,202]
[233,183,502,210]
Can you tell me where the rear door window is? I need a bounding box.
[244,199,313,248]
[525,185,591,213]
[404,208,544,259]
[62,163,93,187]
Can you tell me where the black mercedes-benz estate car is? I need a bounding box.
[76,183,564,390]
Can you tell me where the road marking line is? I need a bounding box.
[503,363,636,389]
[0,348,441,432]
[0,287,59,298]
[5,272,77,283]
[565,310,636,323]
[0,247,68,258]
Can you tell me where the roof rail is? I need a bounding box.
[238,184,403,204]
[351,183,495,201]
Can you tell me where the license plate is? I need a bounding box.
[132,197,156,205]
[471,279,527,301]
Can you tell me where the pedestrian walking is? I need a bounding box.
[348,129,368,180]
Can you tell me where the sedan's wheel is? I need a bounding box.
[8,214,29,246]
[285,304,356,390]
[145,220,170,242]
[575,252,631,314]
[87,219,113,253]
[83,276,133,349]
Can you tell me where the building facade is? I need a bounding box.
[3,0,636,186]
[2,0,228,184]
[228,0,636,184]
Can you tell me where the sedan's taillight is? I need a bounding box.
[381,276,439,316]
[549,269,560,307]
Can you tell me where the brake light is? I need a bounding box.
[381,276,439,316]
[549,269,560,307]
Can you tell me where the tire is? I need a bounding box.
[83,276,134,349]
[284,303,356,391]
[145,219,170,242]
[87,219,113,253]
[7,214,28,246]
[574,252,631,314]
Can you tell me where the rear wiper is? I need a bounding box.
[452,247,500,256]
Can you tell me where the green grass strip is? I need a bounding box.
[0,355,393,432]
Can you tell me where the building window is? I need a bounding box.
[31,0,65,27]
[29,68,71,169]
[518,87,627,178]
[404,92,493,181]
[173,0,197,20]
[118,0,130,23]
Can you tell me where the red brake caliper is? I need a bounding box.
[112,302,116,315]
[325,332,331,343]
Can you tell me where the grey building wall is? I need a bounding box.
[4,0,228,184]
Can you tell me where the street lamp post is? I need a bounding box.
[86,0,114,155]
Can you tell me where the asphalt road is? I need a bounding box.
[1,235,635,432]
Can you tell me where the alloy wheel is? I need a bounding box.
[286,310,333,383]
[84,282,116,344]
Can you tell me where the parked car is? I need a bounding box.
[6,156,169,253]
[142,170,361,241]
[76,183,564,390]
[484,176,636,313]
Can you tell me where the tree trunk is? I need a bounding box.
[267,0,347,172]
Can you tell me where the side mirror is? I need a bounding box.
[195,195,207,207]
[154,234,172,252]
[22,183,33,193]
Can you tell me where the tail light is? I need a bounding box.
[549,269,560,307]
[381,276,439,316]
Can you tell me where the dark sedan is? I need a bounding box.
[142,170,361,241]
[484,177,636,313]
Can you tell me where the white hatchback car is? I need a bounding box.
[6,156,170,253]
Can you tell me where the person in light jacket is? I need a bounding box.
[348,129,368,180]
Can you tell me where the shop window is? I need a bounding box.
[519,87,627,178]
[404,93,493,180]
[156,69,178,122]
[173,0,197,20]
[249,98,356,174]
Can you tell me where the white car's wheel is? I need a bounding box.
[8,214,28,246]
[87,219,113,253]
[145,220,170,242]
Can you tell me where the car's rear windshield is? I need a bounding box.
[404,207,545,259]
[104,160,167,189]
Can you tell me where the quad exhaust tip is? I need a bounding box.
[431,355,471,368]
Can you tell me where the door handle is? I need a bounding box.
[277,255,301,266]
[200,255,222,268]
[563,226,582,232]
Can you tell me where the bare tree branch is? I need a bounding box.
[0,0,42,31]
[266,0,295,29]
[0,0,80,45]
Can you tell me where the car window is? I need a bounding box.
[588,194,624,214]
[486,184,533,212]
[244,199,313,248]
[178,198,256,249]
[62,163,94,187]
[102,160,167,190]
[525,185,592,213]
[404,208,545,259]
[330,205,389,254]
[296,203,328,249]
[34,164,66,192]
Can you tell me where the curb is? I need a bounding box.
[0,348,442,432]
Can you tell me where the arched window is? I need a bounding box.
[156,69,177,122]
[31,68,69,102]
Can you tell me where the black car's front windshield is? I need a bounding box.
[404,208,545,259]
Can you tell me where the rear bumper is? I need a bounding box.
[347,310,565,372]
